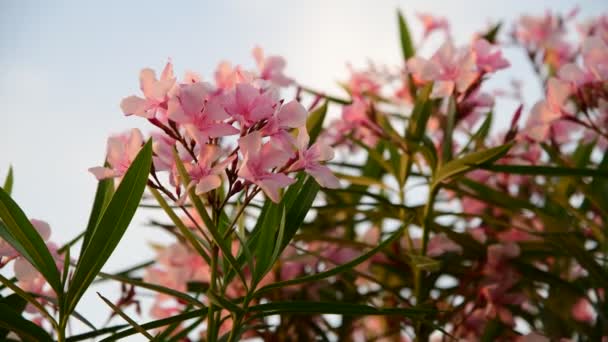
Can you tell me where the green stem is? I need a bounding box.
[414,185,439,342]
[207,245,219,341]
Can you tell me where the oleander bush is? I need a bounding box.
[1,8,608,342]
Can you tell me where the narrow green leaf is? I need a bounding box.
[98,309,207,342]
[255,221,410,296]
[0,303,53,342]
[0,274,55,326]
[97,272,206,308]
[432,143,512,189]
[80,171,115,260]
[65,324,129,342]
[442,96,457,163]
[253,202,283,282]
[460,112,492,154]
[478,164,608,178]
[0,192,62,295]
[278,176,320,252]
[249,301,431,318]
[149,187,210,264]
[397,10,415,60]
[408,254,441,272]
[406,83,433,140]
[172,148,248,288]
[0,294,27,339]
[482,23,502,43]
[2,166,13,195]
[98,293,154,340]
[66,140,152,316]
[306,101,328,145]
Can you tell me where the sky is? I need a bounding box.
[1,0,607,339]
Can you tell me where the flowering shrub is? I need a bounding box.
[1,8,608,342]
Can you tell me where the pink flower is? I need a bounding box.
[121,62,176,119]
[416,13,449,38]
[514,13,563,50]
[214,61,253,91]
[572,297,596,323]
[238,131,295,203]
[290,127,340,189]
[252,46,293,86]
[582,35,608,81]
[167,82,238,144]
[407,42,478,99]
[524,77,571,140]
[472,39,510,73]
[347,69,381,97]
[261,100,308,150]
[186,144,234,195]
[427,234,462,257]
[224,83,279,128]
[89,128,144,180]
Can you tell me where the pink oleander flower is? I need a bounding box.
[514,12,564,50]
[185,144,235,195]
[578,15,608,42]
[214,61,250,90]
[224,83,279,128]
[572,297,596,323]
[325,98,379,149]
[427,234,462,257]
[289,127,340,189]
[472,39,510,73]
[261,100,308,151]
[238,131,295,203]
[252,46,293,87]
[581,35,608,81]
[346,68,382,98]
[167,82,238,144]
[407,42,478,99]
[89,128,144,180]
[416,12,449,39]
[524,77,571,140]
[121,62,176,119]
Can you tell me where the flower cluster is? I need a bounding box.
[90,47,339,203]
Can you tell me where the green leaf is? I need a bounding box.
[278,176,320,252]
[0,294,27,339]
[306,101,328,145]
[97,272,206,308]
[0,274,55,325]
[98,309,207,342]
[253,202,284,283]
[98,293,154,340]
[149,187,210,264]
[249,301,431,318]
[0,192,62,295]
[255,221,410,296]
[397,10,415,60]
[431,143,512,189]
[66,140,152,316]
[482,23,502,43]
[460,112,492,154]
[65,324,129,342]
[408,254,441,272]
[2,166,13,195]
[406,83,433,140]
[80,169,115,260]
[0,303,53,342]
[441,96,457,163]
[478,164,608,178]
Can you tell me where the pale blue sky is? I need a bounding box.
[1,0,607,338]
